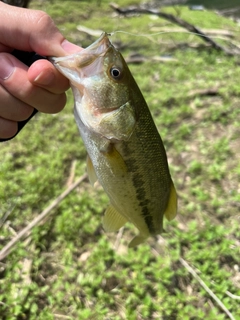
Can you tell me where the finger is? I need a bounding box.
[0,84,33,121]
[0,44,12,52]
[0,53,67,114]
[0,117,18,139]
[0,3,81,56]
[28,59,70,94]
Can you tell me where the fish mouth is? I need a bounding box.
[50,32,112,68]
[71,32,113,68]
[82,32,112,57]
[50,33,113,83]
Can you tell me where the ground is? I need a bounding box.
[0,1,240,319]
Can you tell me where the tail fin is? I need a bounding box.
[128,235,147,248]
[164,180,178,221]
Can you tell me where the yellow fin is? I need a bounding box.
[164,180,178,221]
[86,154,98,187]
[104,144,128,175]
[102,205,128,232]
[128,235,147,248]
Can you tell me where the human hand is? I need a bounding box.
[0,2,81,140]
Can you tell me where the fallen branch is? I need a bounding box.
[0,173,88,261]
[110,3,240,56]
[179,257,236,320]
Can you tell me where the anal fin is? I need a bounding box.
[102,205,128,232]
[164,180,178,221]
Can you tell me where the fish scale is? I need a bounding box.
[119,108,170,233]
[52,32,177,247]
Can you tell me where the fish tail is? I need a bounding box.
[128,235,147,248]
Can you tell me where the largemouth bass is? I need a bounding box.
[52,33,177,247]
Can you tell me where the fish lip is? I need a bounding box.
[50,32,112,66]
[84,32,111,54]
[50,33,112,85]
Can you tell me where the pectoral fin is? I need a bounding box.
[102,205,128,232]
[104,144,128,177]
[164,180,178,221]
[86,154,98,187]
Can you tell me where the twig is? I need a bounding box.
[114,227,124,251]
[0,174,88,261]
[125,54,178,64]
[226,290,240,300]
[0,205,15,229]
[110,3,240,56]
[66,160,77,187]
[53,314,72,320]
[179,257,236,320]
[150,27,234,38]
[77,25,103,37]
[20,238,34,286]
[5,221,17,236]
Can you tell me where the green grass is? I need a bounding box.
[1,1,240,319]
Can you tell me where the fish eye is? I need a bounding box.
[110,67,122,80]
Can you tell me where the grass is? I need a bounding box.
[1,0,240,319]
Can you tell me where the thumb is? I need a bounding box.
[0,2,81,57]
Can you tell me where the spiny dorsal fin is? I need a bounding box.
[102,205,128,232]
[86,154,98,187]
[164,180,178,221]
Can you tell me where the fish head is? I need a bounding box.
[52,33,138,141]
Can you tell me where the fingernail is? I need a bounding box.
[34,70,55,86]
[0,56,15,80]
[61,39,82,54]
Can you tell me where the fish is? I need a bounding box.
[51,32,177,247]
